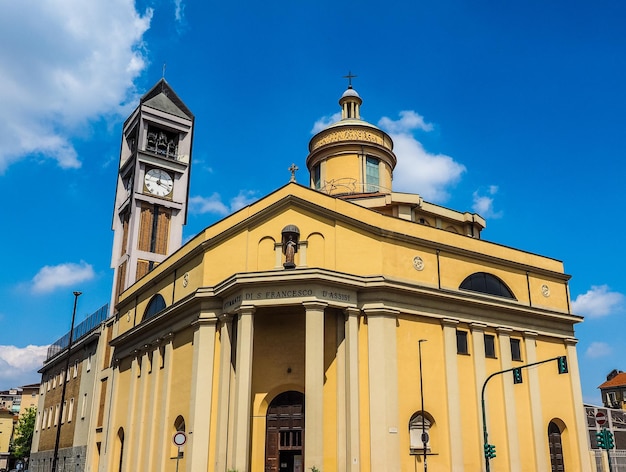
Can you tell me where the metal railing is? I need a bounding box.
[46,304,110,360]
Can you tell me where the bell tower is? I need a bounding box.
[110,79,194,311]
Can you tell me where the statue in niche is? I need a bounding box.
[281,225,300,269]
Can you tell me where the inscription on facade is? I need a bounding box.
[222,287,354,311]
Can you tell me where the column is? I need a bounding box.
[188,315,218,472]
[497,327,520,472]
[366,308,400,471]
[524,331,548,472]
[215,315,234,472]
[470,323,487,471]
[345,308,361,471]
[231,307,255,472]
[565,338,593,472]
[303,301,327,471]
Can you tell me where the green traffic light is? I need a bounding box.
[607,430,615,449]
[513,368,523,384]
[557,356,568,374]
[596,430,607,449]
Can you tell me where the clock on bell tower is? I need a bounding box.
[110,79,194,311]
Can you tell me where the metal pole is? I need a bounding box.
[418,339,428,472]
[51,291,82,472]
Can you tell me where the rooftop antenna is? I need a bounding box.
[343,70,357,89]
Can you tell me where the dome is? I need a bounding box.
[341,87,361,99]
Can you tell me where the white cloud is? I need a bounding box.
[190,190,258,216]
[311,112,342,134]
[572,285,625,319]
[378,112,465,202]
[32,261,95,294]
[0,345,48,390]
[174,0,185,22]
[472,185,503,219]
[585,342,612,359]
[0,0,153,172]
[378,110,433,134]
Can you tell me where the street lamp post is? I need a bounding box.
[418,339,428,472]
[51,291,82,472]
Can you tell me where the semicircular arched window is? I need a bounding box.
[143,294,166,321]
[459,272,516,299]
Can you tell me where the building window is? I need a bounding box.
[145,126,179,159]
[81,393,88,420]
[409,412,432,453]
[459,272,516,299]
[138,203,171,256]
[61,401,67,424]
[365,156,380,192]
[607,391,617,407]
[73,360,78,378]
[456,330,469,355]
[68,398,74,423]
[511,338,522,361]
[484,334,496,358]
[86,353,92,372]
[312,164,321,189]
[144,294,167,321]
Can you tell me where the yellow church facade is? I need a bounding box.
[92,85,591,472]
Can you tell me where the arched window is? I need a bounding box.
[174,415,186,432]
[409,412,433,453]
[548,421,565,471]
[459,272,516,299]
[143,294,166,320]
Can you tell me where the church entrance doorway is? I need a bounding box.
[265,391,304,472]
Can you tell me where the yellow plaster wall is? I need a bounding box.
[396,316,450,471]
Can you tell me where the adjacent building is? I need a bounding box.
[30,305,109,471]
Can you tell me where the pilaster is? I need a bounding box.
[442,318,463,471]
[345,307,361,471]
[524,331,548,471]
[496,327,520,472]
[366,308,400,471]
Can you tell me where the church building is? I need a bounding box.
[37,79,593,472]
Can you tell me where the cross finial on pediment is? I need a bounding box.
[289,163,299,182]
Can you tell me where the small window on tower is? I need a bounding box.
[313,164,321,189]
[146,126,179,159]
[365,156,379,192]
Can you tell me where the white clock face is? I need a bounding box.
[144,168,173,197]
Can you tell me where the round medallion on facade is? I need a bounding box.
[413,256,425,271]
[541,284,550,297]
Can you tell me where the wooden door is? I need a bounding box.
[266,391,304,472]
[548,421,565,471]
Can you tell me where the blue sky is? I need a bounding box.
[0,0,624,405]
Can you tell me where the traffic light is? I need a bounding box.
[557,356,568,374]
[607,430,615,449]
[512,367,523,384]
[484,443,496,459]
[596,430,606,449]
